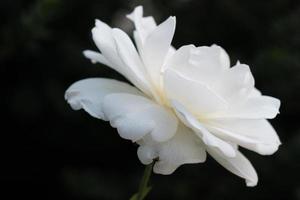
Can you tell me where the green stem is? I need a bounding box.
[136,162,154,200]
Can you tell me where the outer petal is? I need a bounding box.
[111,28,153,95]
[207,146,258,187]
[86,19,152,96]
[171,100,236,158]
[164,69,228,116]
[91,20,123,69]
[112,28,145,77]
[83,50,111,66]
[204,119,281,155]
[65,78,141,120]
[137,123,206,174]
[102,93,178,142]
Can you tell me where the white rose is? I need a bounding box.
[65,6,281,187]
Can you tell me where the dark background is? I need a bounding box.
[2,0,300,199]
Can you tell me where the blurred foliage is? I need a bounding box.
[2,0,300,199]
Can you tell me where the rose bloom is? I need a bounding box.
[65,6,281,186]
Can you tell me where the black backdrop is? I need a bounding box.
[2,0,300,199]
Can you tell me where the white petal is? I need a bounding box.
[102,93,178,142]
[207,62,280,119]
[188,44,230,70]
[205,119,281,155]
[171,100,236,158]
[216,95,281,119]
[142,16,176,86]
[211,63,255,102]
[133,30,143,55]
[164,69,228,116]
[249,88,262,97]
[127,6,157,44]
[165,45,222,85]
[127,6,176,90]
[65,78,141,120]
[166,45,193,68]
[216,44,231,69]
[92,20,124,68]
[138,123,206,174]
[164,46,278,120]
[137,145,158,165]
[90,20,152,96]
[83,50,111,66]
[207,146,258,187]
[112,28,145,75]
[111,28,153,96]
